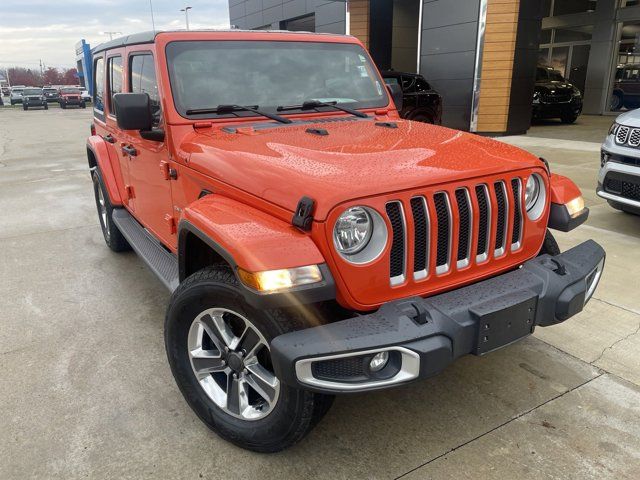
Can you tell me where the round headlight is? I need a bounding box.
[524,174,546,221]
[334,207,373,255]
[525,175,540,212]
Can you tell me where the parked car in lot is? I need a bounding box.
[598,110,640,215]
[381,71,442,124]
[58,87,86,109]
[43,87,59,103]
[21,87,48,110]
[80,88,91,103]
[87,30,603,453]
[9,85,26,105]
[533,66,583,124]
[610,64,640,111]
[1,86,10,96]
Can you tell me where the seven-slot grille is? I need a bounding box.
[385,179,524,285]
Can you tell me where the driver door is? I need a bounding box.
[118,50,176,248]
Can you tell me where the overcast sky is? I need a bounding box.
[0,0,230,69]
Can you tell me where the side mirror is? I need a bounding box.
[113,93,153,131]
[387,83,404,111]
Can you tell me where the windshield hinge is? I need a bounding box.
[292,196,315,232]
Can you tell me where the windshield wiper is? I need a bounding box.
[185,104,292,124]
[277,100,368,118]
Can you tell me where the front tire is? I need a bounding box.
[539,230,561,256]
[165,266,334,453]
[92,170,130,252]
[81,102,86,109]
[44,103,48,110]
[611,92,623,111]
[560,112,578,124]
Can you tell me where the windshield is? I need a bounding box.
[44,89,57,94]
[166,40,388,119]
[61,88,80,94]
[12,88,24,93]
[23,89,42,95]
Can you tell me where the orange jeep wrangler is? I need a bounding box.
[87,30,604,452]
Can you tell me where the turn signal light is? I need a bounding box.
[237,265,322,293]
[565,196,585,218]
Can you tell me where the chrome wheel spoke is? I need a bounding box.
[198,313,235,351]
[189,347,225,379]
[237,327,260,357]
[245,362,279,405]
[226,375,247,415]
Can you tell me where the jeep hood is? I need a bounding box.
[182,119,542,221]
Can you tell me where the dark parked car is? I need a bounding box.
[43,87,59,103]
[382,71,442,124]
[533,66,583,124]
[22,87,48,110]
[611,64,640,111]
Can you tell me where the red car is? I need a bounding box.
[87,30,604,452]
[58,87,86,109]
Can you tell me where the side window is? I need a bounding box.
[107,56,123,116]
[130,54,161,127]
[93,57,105,115]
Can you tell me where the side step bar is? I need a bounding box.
[112,208,179,291]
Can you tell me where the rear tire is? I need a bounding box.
[44,103,48,110]
[539,230,561,256]
[165,266,334,453]
[61,103,66,109]
[611,92,623,111]
[81,102,86,109]
[92,170,130,252]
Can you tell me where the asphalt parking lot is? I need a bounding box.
[1,108,640,479]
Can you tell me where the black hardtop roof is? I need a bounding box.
[91,29,351,55]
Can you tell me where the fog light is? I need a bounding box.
[369,351,389,372]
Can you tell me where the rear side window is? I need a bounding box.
[130,54,161,127]
[94,57,105,116]
[107,56,123,116]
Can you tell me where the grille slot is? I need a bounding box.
[629,128,640,147]
[616,125,630,144]
[475,184,491,261]
[410,197,429,280]
[510,178,523,249]
[434,192,452,273]
[494,181,508,257]
[385,201,406,285]
[455,189,472,268]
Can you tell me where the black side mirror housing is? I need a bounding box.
[113,93,153,131]
[387,83,404,112]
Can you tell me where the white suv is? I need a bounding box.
[599,109,640,215]
[9,86,26,105]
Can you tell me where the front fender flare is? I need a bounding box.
[87,135,122,206]
[178,195,335,308]
[548,173,589,232]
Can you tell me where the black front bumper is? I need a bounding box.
[271,240,605,394]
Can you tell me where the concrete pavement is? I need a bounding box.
[1,109,639,479]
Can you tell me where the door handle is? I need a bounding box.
[121,145,138,157]
[103,134,116,143]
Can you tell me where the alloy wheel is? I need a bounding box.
[187,308,280,421]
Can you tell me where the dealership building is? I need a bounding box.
[228,0,640,134]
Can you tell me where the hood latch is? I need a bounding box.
[292,196,315,231]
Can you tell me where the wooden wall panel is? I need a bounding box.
[476,0,521,133]
[349,0,370,48]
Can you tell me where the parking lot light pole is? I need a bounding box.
[180,6,192,30]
